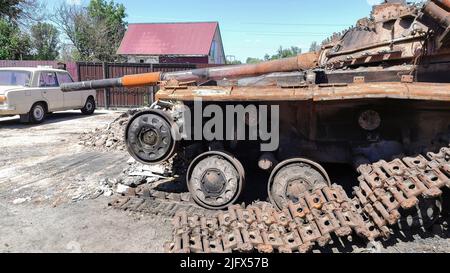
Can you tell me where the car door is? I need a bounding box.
[39,71,63,110]
[57,72,81,108]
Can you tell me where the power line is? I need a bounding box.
[223,29,331,35]
[239,33,328,37]
[241,22,351,27]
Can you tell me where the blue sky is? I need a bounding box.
[47,0,391,62]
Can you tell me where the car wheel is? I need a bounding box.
[29,103,46,124]
[81,97,96,115]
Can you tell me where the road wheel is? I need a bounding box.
[187,151,245,210]
[125,110,178,164]
[29,102,46,124]
[268,158,331,210]
[81,97,96,115]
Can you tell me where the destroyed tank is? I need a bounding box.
[62,0,450,213]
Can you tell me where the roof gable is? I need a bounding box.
[117,22,219,56]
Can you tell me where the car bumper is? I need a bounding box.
[0,104,17,115]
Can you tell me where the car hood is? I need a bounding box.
[0,85,22,95]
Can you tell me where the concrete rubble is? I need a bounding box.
[78,109,140,152]
[95,156,174,198]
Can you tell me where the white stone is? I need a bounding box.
[12,197,31,205]
[146,176,159,183]
[116,184,130,194]
[95,138,106,147]
[103,189,113,197]
[105,140,114,147]
[142,164,165,174]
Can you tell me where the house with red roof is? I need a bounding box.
[117,22,226,64]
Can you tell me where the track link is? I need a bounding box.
[108,185,211,218]
[165,146,450,253]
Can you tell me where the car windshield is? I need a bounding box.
[0,70,31,86]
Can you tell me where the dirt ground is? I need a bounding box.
[0,110,448,253]
[0,111,172,253]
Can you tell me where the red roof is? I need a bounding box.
[117,22,218,56]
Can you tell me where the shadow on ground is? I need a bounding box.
[0,112,106,128]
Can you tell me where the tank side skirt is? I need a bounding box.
[155,82,450,102]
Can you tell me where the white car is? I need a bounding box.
[0,67,96,123]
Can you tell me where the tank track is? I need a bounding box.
[108,185,211,218]
[164,146,450,253]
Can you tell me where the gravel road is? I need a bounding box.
[0,111,171,253]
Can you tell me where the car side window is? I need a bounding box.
[39,72,59,87]
[57,72,74,84]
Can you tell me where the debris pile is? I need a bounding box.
[96,157,177,198]
[78,109,139,151]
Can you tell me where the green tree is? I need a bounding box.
[54,0,127,62]
[245,46,302,64]
[246,57,263,64]
[87,0,127,61]
[228,60,242,65]
[259,46,302,61]
[274,46,301,59]
[0,0,22,20]
[0,0,43,24]
[309,41,320,52]
[59,43,77,62]
[30,22,60,60]
[0,18,31,59]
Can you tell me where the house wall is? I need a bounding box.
[126,55,160,64]
[209,27,226,64]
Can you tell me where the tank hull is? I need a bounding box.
[156,88,450,166]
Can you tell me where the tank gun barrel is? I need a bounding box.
[60,53,318,92]
[424,0,450,27]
